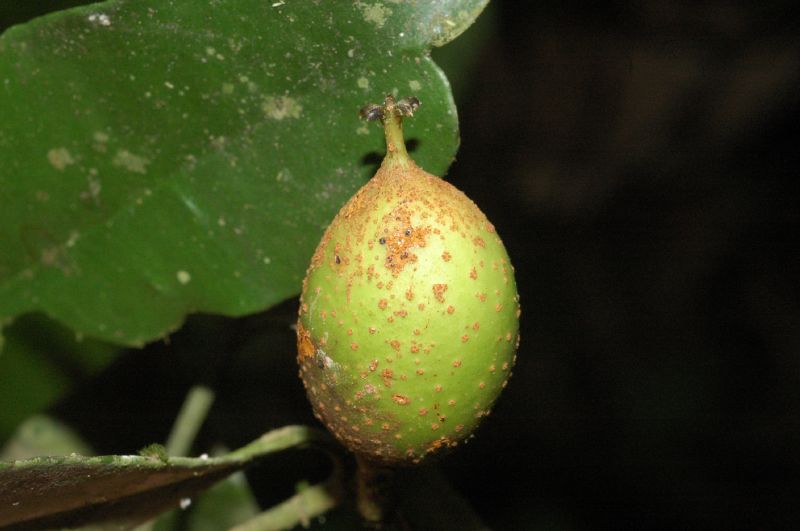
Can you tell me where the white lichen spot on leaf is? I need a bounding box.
[92,131,109,153]
[176,270,191,284]
[356,2,392,28]
[408,80,422,91]
[356,122,370,135]
[113,150,150,174]
[357,77,370,90]
[87,13,111,26]
[47,148,75,171]
[262,95,303,120]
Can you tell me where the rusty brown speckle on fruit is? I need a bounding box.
[392,394,411,405]
[432,283,448,303]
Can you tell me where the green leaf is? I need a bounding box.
[0,314,119,443]
[0,425,334,530]
[0,0,489,347]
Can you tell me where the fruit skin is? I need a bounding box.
[297,97,519,465]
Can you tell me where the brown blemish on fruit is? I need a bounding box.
[405,288,414,301]
[432,283,448,303]
[434,384,443,393]
[296,322,315,359]
[447,305,455,314]
[448,399,456,406]
[477,292,487,302]
[416,368,425,375]
[479,382,486,389]
[418,303,425,311]
[442,251,451,262]
[380,208,430,275]
[351,342,359,350]
[419,407,428,416]
[431,423,440,431]
[392,394,410,405]
[378,298,388,310]
[461,334,469,343]
[394,309,408,318]
[389,339,401,351]
[452,360,462,368]
[496,303,503,312]
[382,368,394,387]
[469,267,478,280]
[473,322,481,331]
[369,359,379,372]
[369,327,377,334]
[473,236,485,248]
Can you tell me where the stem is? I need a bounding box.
[165,385,215,457]
[230,481,342,531]
[355,455,396,524]
[382,109,409,166]
[231,438,347,531]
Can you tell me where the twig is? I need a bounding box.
[229,479,343,531]
[165,385,215,458]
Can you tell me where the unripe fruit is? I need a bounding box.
[297,96,519,465]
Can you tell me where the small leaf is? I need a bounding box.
[0,425,334,530]
[0,0,489,347]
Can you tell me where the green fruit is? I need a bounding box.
[297,96,519,465]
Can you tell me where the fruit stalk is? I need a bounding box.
[355,454,396,524]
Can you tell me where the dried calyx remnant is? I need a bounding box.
[296,94,520,471]
[359,95,420,167]
[359,95,420,122]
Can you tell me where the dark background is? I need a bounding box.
[3,1,799,529]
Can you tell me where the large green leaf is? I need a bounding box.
[0,0,489,347]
